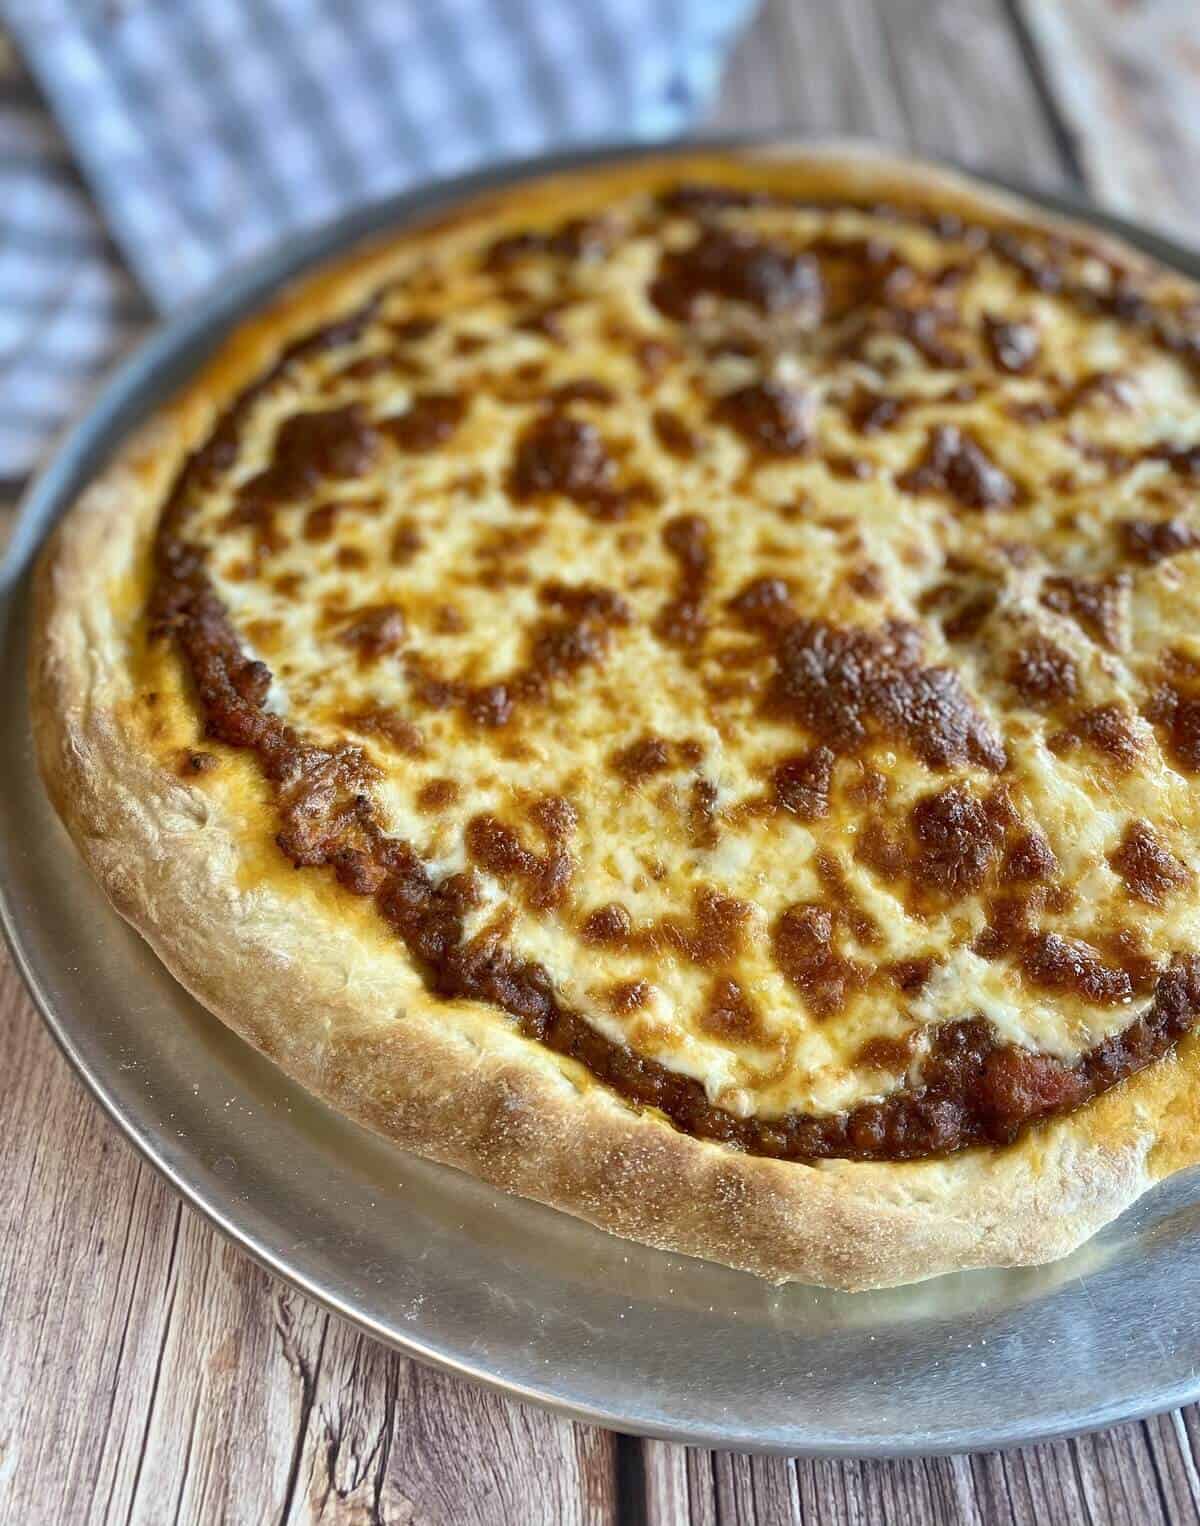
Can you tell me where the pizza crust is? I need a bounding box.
[30,146,1200,1289]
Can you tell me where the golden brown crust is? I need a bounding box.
[30,147,1200,1289]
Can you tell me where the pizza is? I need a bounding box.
[31,148,1200,1290]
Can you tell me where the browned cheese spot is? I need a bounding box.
[827,455,874,482]
[465,813,573,909]
[416,777,460,812]
[1008,397,1058,427]
[551,378,616,407]
[390,521,424,564]
[1144,656,1200,773]
[303,503,340,542]
[529,794,578,842]
[909,785,1007,900]
[844,387,908,435]
[1097,927,1159,994]
[380,391,466,452]
[852,819,906,883]
[508,412,624,517]
[1120,517,1200,564]
[407,582,630,729]
[432,605,466,635]
[1002,829,1059,883]
[984,314,1040,373]
[772,903,865,1020]
[940,590,997,644]
[690,776,719,848]
[655,513,712,647]
[632,335,677,376]
[338,704,425,755]
[1005,636,1078,708]
[846,562,885,599]
[855,1032,919,1075]
[1065,370,1137,414]
[897,424,1016,510]
[712,380,813,457]
[389,315,438,344]
[607,979,652,1014]
[611,735,671,781]
[337,603,407,662]
[581,902,632,946]
[815,849,880,946]
[652,887,752,967]
[515,304,569,344]
[887,958,935,994]
[226,404,380,550]
[728,574,794,631]
[1109,820,1193,905]
[266,405,380,487]
[759,614,1006,772]
[649,228,822,322]
[1049,703,1143,772]
[1040,572,1130,651]
[652,408,702,458]
[700,976,765,1040]
[1021,931,1133,1005]
[974,890,1044,962]
[330,353,403,386]
[1144,441,1200,477]
[772,746,835,820]
[484,216,613,273]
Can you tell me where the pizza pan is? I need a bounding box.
[4,137,1200,1456]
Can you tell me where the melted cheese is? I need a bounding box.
[165,175,1200,1120]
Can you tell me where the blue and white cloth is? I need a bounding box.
[0,0,757,478]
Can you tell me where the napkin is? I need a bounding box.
[0,0,756,475]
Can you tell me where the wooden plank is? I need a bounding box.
[1143,1410,1200,1523]
[121,1248,327,1524]
[1015,0,1200,242]
[627,1437,1199,1526]
[0,965,308,1524]
[284,1317,619,1524]
[1068,1423,1176,1526]
[0,963,181,1524]
[710,0,1071,186]
[0,966,618,1524]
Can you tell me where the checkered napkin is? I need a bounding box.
[0,0,756,480]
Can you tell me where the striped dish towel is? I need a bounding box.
[0,0,757,480]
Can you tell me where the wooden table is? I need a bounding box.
[5,2,1200,1520]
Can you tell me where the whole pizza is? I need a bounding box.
[32,149,1200,1289]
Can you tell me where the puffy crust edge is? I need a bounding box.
[29,147,1200,1290]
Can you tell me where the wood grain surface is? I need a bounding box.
[4,2,1200,1521]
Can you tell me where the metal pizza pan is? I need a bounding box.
[2,137,1198,1455]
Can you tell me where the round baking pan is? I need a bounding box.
[3,137,1199,1455]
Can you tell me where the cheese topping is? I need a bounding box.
[149,168,1200,1159]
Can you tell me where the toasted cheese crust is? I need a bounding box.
[31,148,1200,1286]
